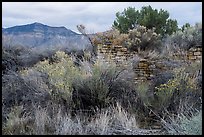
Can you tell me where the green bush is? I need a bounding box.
[20,51,138,114]
[152,66,202,115]
[2,106,33,135]
[29,51,83,107]
[72,59,126,110]
[134,64,202,122]
[135,81,153,107]
[113,6,178,36]
[154,79,179,109]
[24,51,134,112]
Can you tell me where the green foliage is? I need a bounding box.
[165,19,179,36]
[20,50,137,113]
[2,8,202,134]
[113,6,178,36]
[135,81,152,107]
[2,45,21,73]
[154,79,179,108]
[135,68,198,114]
[134,64,202,120]
[72,59,122,110]
[181,23,191,32]
[2,106,33,135]
[113,7,139,34]
[32,51,82,103]
[152,66,201,113]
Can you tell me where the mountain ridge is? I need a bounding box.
[3,22,79,36]
[2,22,91,50]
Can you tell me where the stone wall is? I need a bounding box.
[133,59,177,83]
[97,44,202,83]
[133,59,153,82]
[97,44,133,66]
[187,47,202,62]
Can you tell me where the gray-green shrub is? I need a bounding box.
[164,22,202,51]
[162,108,202,135]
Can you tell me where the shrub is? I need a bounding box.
[171,66,202,110]
[135,81,152,107]
[151,66,202,116]
[164,22,202,51]
[162,108,202,135]
[2,70,51,124]
[2,106,33,135]
[112,6,178,36]
[72,59,127,110]
[92,25,162,53]
[151,71,175,87]
[28,51,136,113]
[2,46,20,73]
[92,29,129,46]
[32,51,83,107]
[177,110,202,135]
[133,63,202,126]
[126,26,162,52]
[2,43,58,73]
[86,102,138,135]
[154,79,179,109]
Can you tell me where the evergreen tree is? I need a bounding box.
[113,5,178,36]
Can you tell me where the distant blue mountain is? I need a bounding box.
[3,22,78,36]
[2,22,91,51]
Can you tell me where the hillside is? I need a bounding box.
[2,22,91,50]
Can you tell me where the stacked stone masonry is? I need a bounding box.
[97,45,202,83]
[133,59,171,83]
[187,47,202,62]
[97,44,133,67]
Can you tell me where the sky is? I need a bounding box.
[2,2,202,34]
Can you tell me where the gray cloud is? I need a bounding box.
[2,2,202,33]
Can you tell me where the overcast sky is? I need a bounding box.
[2,2,202,33]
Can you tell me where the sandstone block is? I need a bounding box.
[188,55,196,60]
[138,62,149,67]
[194,52,201,56]
[197,56,202,59]
[197,48,202,52]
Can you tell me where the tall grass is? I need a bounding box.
[2,102,162,135]
[162,106,202,135]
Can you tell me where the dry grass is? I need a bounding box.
[2,102,162,135]
[161,106,202,135]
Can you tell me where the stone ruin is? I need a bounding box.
[96,44,202,83]
[97,44,133,67]
[187,47,202,62]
